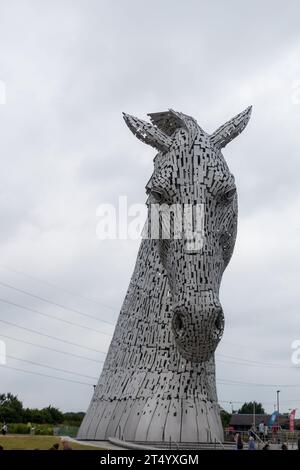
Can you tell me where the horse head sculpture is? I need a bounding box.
[123,107,252,363]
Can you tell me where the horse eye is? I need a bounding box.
[221,188,236,203]
[151,188,168,203]
[152,190,163,202]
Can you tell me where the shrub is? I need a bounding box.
[7,423,29,434]
[7,422,54,435]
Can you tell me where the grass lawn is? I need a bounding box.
[0,435,103,450]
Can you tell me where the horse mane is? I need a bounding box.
[147,109,201,137]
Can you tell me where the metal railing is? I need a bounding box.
[208,428,225,449]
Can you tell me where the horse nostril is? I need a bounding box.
[173,311,185,338]
[214,310,224,331]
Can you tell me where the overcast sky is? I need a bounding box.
[0,0,300,415]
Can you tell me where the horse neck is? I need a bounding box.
[116,238,172,351]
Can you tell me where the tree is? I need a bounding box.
[220,408,231,429]
[43,406,64,424]
[0,392,75,425]
[23,408,44,424]
[23,406,64,424]
[63,412,85,426]
[0,393,24,423]
[238,401,265,414]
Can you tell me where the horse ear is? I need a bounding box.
[210,106,252,149]
[123,113,173,153]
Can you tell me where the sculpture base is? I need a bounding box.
[77,396,223,444]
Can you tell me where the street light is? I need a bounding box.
[277,390,280,431]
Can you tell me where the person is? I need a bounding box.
[236,433,243,450]
[249,424,256,439]
[258,421,265,440]
[61,438,73,450]
[1,424,7,436]
[248,436,256,450]
[262,443,270,450]
[49,443,59,450]
[281,443,288,451]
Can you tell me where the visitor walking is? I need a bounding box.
[235,433,243,450]
[258,421,265,440]
[248,436,256,450]
[248,424,256,439]
[1,424,7,436]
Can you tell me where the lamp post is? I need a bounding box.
[277,390,280,433]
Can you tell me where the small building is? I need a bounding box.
[229,414,299,432]
[229,414,268,432]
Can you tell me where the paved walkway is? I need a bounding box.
[66,437,124,450]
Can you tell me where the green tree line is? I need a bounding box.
[0,393,84,425]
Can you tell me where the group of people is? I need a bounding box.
[234,432,286,450]
[248,421,269,440]
[0,438,73,451]
[258,421,269,440]
[234,431,300,451]
[49,439,73,450]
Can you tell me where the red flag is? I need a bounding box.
[289,409,296,432]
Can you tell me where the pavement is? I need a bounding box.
[66,437,125,450]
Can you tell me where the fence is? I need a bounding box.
[225,428,300,448]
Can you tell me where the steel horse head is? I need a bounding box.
[123,107,252,363]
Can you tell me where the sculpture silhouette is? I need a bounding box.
[78,107,252,444]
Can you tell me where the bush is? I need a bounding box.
[7,423,30,434]
[8,422,54,435]
[35,425,53,435]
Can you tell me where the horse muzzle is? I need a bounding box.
[171,292,224,362]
